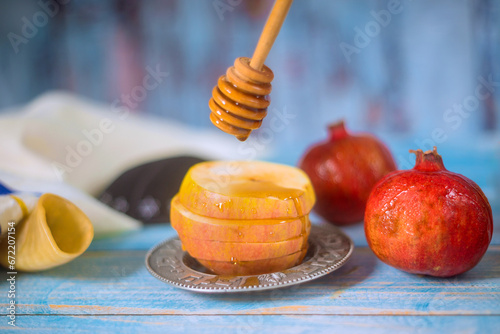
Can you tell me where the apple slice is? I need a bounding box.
[179,233,308,262]
[197,247,308,276]
[171,195,310,242]
[178,161,315,219]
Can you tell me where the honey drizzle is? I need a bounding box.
[292,197,308,241]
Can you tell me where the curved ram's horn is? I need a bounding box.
[0,193,94,272]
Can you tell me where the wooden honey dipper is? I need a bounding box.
[209,0,293,141]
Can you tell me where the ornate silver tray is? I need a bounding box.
[145,224,354,293]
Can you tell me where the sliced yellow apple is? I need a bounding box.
[197,247,308,276]
[178,161,316,220]
[179,233,308,262]
[170,195,310,242]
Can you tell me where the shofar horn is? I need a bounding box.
[0,193,94,272]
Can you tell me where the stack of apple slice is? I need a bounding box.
[170,161,316,275]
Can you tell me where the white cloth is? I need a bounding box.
[0,172,140,238]
[0,193,37,235]
[2,91,244,195]
[0,91,251,236]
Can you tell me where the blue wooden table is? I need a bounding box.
[1,217,499,333]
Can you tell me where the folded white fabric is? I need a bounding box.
[0,172,140,237]
[0,193,38,236]
[3,91,244,195]
[0,91,257,236]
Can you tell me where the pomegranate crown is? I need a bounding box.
[409,146,447,172]
[327,120,348,140]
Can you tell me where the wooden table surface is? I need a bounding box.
[1,219,499,333]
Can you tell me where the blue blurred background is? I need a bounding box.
[0,0,499,211]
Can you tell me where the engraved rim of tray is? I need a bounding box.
[145,224,354,293]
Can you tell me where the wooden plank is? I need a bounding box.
[88,224,178,251]
[2,246,498,316]
[0,315,498,334]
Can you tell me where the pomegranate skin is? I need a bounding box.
[298,121,396,225]
[364,147,493,277]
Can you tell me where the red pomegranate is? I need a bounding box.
[364,147,493,277]
[298,121,397,225]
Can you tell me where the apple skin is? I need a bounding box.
[364,149,493,277]
[171,195,310,243]
[172,160,316,275]
[197,247,308,276]
[178,233,308,262]
[178,161,315,220]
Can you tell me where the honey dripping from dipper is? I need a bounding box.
[208,0,293,141]
[209,57,273,141]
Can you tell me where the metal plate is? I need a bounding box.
[145,224,354,293]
